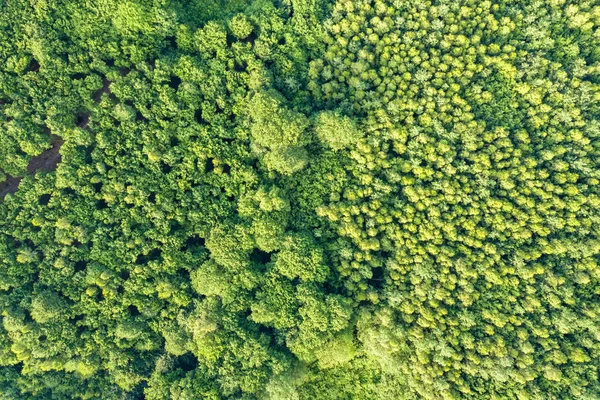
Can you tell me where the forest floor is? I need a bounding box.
[0,134,63,199]
[0,74,107,200]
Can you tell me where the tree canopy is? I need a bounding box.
[0,0,599,399]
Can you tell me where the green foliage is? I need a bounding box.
[229,14,254,40]
[247,90,311,175]
[314,111,362,150]
[273,233,328,282]
[30,290,68,324]
[1,0,599,399]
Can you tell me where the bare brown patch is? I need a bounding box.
[1,135,64,201]
[0,175,22,200]
[93,77,112,102]
[27,135,64,174]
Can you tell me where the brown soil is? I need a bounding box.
[0,175,22,200]
[0,134,63,200]
[27,135,64,174]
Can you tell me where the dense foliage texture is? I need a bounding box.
[1,0,599,399]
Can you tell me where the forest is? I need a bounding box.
[0,0,599,398]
